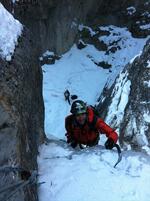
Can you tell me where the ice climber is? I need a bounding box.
[65,100,118,149]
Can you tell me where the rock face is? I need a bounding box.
[87,0,150,38]
[97,39,150,152]
[12,0,100,54]
[6,0,148,55]
[0,27,45,201]
[2,0,149,55]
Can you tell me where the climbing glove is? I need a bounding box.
[105,138,115,150]
[70,141,78,148]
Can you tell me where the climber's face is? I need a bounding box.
[75,113,87,125]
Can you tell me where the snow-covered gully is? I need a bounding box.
[38,26,150,201]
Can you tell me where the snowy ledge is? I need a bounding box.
[0,3,23,61]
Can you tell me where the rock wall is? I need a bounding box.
[2,0,149,55]
[12,0,100,54]
[87,0,150,38]
[97,39,150,152]
[0,27,45,201]
[6,0,148,55]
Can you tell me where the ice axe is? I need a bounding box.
[64,89,78,105]
[113,143,122,168]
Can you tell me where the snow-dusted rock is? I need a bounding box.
[97,38,150,153]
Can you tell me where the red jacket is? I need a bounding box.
[65,107,118,145]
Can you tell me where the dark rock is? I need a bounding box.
[94,61,112,69]
[130,23,150,38]
[12,0,101,54]
[96,29,110,37]
[40,53,61,65]
[0,28,45,201]
[79,26,108,51]
[1,0,13,12]
[77,40,87,49]
[79,27,92,39]
[106,46,121,54]
[92,36,108,51]
[87,0,150,38]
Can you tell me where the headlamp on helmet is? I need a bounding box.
[70,100,87,115]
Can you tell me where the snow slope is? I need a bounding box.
[0,3,23,61]
[38,141,150,201]
[38,25,150,201]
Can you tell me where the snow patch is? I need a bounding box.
[105,71,131,128]
[131,115,149,149]
[43,50,55,57]
[147,60,150,68]
[38,143,73,159]
[140,24,150,30]
[124,117,137,140]
[144,113,150,123]
[0,3,23,61]
[141,11,150,18]
[144,1,150,6]
[78,24,96,36]
[142,146,150,155]
[144,81,150,87]
[98,26,147,86]
[123,113,149,150]
[130,52,142,64]
[126,6,136,15]
[136,130,148,147]
[71,20,78,28]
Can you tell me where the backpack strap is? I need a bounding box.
[65,115,74,132]
[87,107,98,131]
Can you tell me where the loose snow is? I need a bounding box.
[38,142,150,201]
[0,3,23,61]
